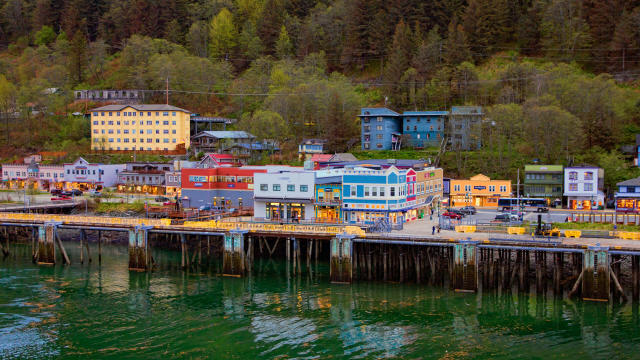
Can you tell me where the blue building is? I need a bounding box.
[359,108,402,150]
[615,176,640,212]
[402,111,447,148]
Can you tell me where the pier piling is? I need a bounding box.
[222,230,246,276]
[331,234,354,283]
[37,222,60,265]
[129,225,152,271]
[452,241,478,292]
[582,246,610,301]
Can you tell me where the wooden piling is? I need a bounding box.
[633,256,639,302]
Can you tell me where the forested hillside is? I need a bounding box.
[0,0,640,186]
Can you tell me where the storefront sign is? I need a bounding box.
[474,186,486,190]
[227,184,235,188]
[194,183,203,187]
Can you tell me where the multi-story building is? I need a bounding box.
[614,176,640,212]
[1,163,65,190]
[63,157,125,190]
[75,89,143,103]
[253,171,315,221]
[402,111,447,148]
[314,175,343,223]
[359,108,402,150]
[298,139,326,160]
[450,174,511,207]
[180,165,294,210]
[416,168,444,216]
[90,104,191,152]
[341,166,438,226]
[190,131,255,154]
[165,171,182,197]
[524,165,564,205]
[116,163,174,195]
[563,166,604,210]
[449,106,483,150]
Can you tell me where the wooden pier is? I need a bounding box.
[2,213,640,303]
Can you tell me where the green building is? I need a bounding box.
[523,165,563,204]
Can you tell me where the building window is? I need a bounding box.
[569,171,578,180]
[172,130,176,134]
[380,187,385,196]
[300,185,308,192]
[489,185,495,192]
[584,171,593,180]
[376,125,383,131]
[364,187,370,196]
[260,184,268,191]
[569,183,578,191]
[454,185,460,191]
[376,143,383,149]
[376,134,383,140]
[93,121,98,125]
[287,184,295,191]
[372,187,377,196]
[499,185,507,192]
[464,185,471,192]
[273,184,280,191]
[351,186,356,197]
[364,143,370,149]
[172,121,176,125]
[163,130,169,134]
[163,121,169,125]
[364,125,370,132]
[406,126,410,131]
[584,183,593,191]
[390,186,395,196]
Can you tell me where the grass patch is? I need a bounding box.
[95,201,145,214]
[553,222,640,231]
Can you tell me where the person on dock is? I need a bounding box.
[432,225,436,235]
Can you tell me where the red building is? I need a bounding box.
[181,165,293,209]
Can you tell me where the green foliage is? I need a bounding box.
[208,8,237,59]
[34,26,56,46]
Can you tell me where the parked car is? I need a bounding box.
[442,211,462,220]
[449,209,466,217]
[50,189,62,196]
[155,196,170,203]
[198,205,211,211]
[88,189,101,197]
[492,213,520,223]
[51,195,71,201]
[460,206,477,215]
[70,189,83,196]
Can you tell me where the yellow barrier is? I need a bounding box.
[618,231,640,240]
[564,230,581,238]
[507,227,526,235]
[0,213,366,237]
[455,225,476,233]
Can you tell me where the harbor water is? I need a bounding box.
[1,242,639,359]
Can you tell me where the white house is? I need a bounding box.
[63,157,125,190]
[563,166,604,210]
[253,171,316,221]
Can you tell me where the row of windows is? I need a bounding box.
[121,176,164,183]
[67,169,103,175]
[526,173,562,180]
[347,185,408,198]
[93,120,178,126]
[93,111,178,117]
[94,138,176,143]
[568,171,594,181]
[94,129,177,135]
[93,146,171,151]
[259,184,309,192]
[362,143,384,149]
[405,125,441,131]
[453,184,508,192]
[4,171,62,178]
[362,125,383,132]
[567,183,594,191]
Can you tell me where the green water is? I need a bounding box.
[1,243,639,359]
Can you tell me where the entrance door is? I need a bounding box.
[475,197,481,207]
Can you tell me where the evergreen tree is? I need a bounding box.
[463,0,510,57]
[68,30,87,85]
[412,26,443,78]
[611,7,640,72]
[275,25,293,59]
[384,20,415,107]
[443,17,472,65]
[258,0,286,53]
[341,0,374,68]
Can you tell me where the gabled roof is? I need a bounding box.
[192,131,256,139]
[359,107,401,117]
[617,177,640,187]
[300,138,327,145]
[329,153,357,162]
[90,104,190,112]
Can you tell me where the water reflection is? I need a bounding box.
[1,243,640,358]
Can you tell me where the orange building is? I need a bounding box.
[450,174,511,207]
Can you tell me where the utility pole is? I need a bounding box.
[166,77,169,105]
[517,167,520,216]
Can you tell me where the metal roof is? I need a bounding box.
[617,177,640,187]
[359,108,401,117]
[524,165,563,172]
[192,131,256,139]
[90,104,190,112]
[402,111,449,116]
[450,106,483,115]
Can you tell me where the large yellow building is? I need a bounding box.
[450,174,511,207]
[90,104,191,152]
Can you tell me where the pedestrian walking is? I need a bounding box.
[432,225,435,235]
[437,225,441,234]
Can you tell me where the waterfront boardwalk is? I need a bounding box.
[1,212,640,302]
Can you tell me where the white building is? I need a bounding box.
[2,163,65,190]
[253,171,315,221]
[563,166,604,210]
[63,157,125,190]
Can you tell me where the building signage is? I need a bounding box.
[227,184,235,188]
[194,183,203,187]
[189,175,207,182]
[473,186,486,190]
